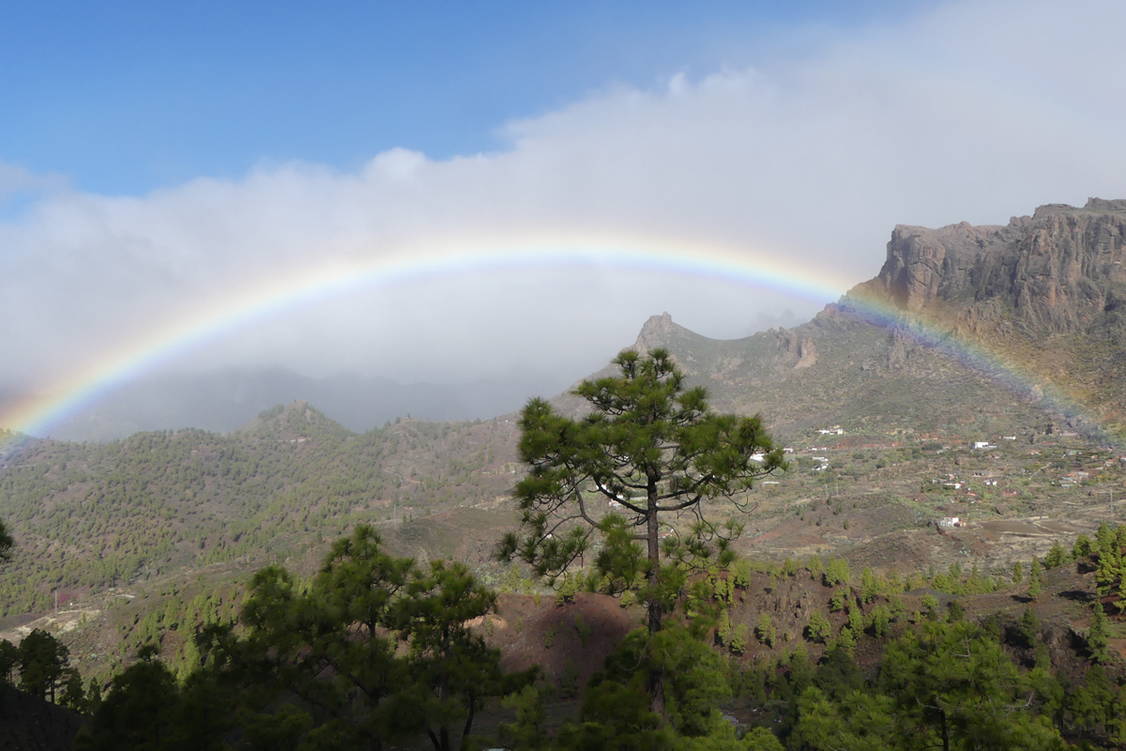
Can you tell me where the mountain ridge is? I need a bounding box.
[1,197,1124,686]
[616,198,1126,443]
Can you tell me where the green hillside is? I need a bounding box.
[0,404,518,617]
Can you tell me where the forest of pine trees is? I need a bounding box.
[1,522,1121,750]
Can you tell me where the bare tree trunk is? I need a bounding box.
[646,508,662,635]
[459,695,477,751]
[646,477,665,717]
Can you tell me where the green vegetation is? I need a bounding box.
[754,613,776,648]
[1,441,1121,750]
[805,612,832,644]
[0,330,1122,749]
[499,348,783,710]
[0,409,517,616]
[77,524,526,751]
[0,517,12,561]
[0,626,94,715]
[1092,523,1126,610]
[67,542,1126,749]
[1028,558,1044,600]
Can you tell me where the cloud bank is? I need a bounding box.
[2,0,1124,399]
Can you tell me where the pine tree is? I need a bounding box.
[1088,603,1110,664]
[868,604,892,639]
[74,648,181,751]
[0,518,12,562]
[1027,559,1043,600]
[499,349,782,711]
[0,639,18,685]
[398,559,516,751]
[1072,534,1093,560]
[806,612,832,644]
[1043,542,1069,569]
[17,629,69,702]
[192,525,521,751]
[60,668,87,712]
[755,613,776,648]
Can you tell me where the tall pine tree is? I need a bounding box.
[500,348,782,711]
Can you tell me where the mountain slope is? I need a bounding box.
[0,402,519,616]
[1,197,1123,685]
[626,198,1126,443]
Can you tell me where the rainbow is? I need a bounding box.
[0,233,1113,455]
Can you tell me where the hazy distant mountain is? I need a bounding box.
[33,367,574,441]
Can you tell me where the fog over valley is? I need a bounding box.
[4,0,1126,439]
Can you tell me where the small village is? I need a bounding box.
[725,420,1126,575]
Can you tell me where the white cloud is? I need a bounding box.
[1,0,1124,393]
[0,162,68,202]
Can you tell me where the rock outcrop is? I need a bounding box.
[857,198,1126,337]
[632,311,679,353]
[619,198,1126,441]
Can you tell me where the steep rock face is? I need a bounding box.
[632,311,680,352]
[864,198,1126,335]
[612,199,1126,441]
[774,330,818,369]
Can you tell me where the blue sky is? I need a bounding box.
[2,0,1123,399]
[4,1,931,194]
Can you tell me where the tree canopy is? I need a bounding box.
[0,518,12,562]
[183,526,519,751]
[500,348,783,711]
[502,349,782,603]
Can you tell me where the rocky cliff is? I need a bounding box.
[857,198,1126,339]
[622,199,1126,442]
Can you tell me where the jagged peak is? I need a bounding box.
[637,311,674,336]
[633,311,681,352]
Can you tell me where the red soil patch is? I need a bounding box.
[488,592,640,688]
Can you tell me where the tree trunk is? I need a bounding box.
[459,696,477,751]
[646,506,662,635]
[645,477,665,717]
